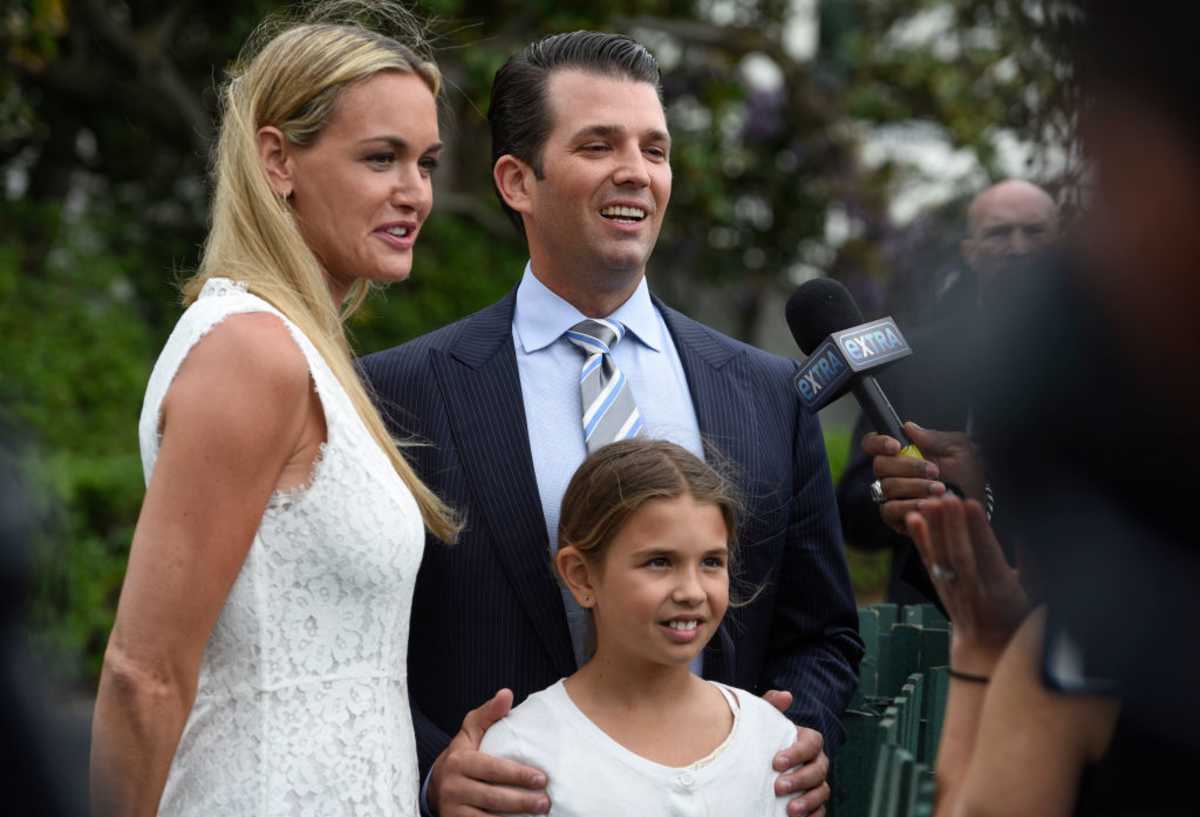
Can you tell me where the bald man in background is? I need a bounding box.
[962,179,1058,287]
[836,179,1058,605]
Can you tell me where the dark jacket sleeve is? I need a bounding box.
[763,402,864,754]
[837,411,898,552]
[414,700,452,787]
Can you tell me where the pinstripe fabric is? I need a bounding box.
[359,289,863,781]
[661,302,864,743]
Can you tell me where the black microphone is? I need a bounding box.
[785,278,923,460]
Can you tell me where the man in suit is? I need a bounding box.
[837,179,1058,604]
[361,31,862,817]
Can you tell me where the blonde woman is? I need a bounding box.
[89,3,458,815]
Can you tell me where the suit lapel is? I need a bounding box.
[657,300,763,512]
[657,300,766,684]
[435,291,576,677]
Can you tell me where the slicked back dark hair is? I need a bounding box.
[488,31,662,235]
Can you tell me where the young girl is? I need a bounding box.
[480,439,795,815]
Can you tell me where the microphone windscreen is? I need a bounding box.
[785,278,865,354]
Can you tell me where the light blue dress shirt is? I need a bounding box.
[512,263,704,668]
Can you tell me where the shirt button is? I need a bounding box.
[677,772,695,788]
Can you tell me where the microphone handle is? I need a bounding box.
[851,375,924,461]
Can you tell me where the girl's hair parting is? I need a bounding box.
[557,438,742,572]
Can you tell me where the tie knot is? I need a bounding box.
[565,319,626,356]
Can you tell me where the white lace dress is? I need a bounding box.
[139,279,425,816]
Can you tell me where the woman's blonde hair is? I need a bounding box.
[183,0,459,542]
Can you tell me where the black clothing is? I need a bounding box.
[978,255,1200,815]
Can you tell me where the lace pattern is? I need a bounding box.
[140,279,424,816]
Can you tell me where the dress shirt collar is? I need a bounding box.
[513,261,663,354]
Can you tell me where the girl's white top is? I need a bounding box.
[480,679,795,817]
[140,279,424,816]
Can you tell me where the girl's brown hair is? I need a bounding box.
[557,439,742,573]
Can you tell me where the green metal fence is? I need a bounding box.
[830,604,950,817]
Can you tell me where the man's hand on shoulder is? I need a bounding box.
[763,690,830,817]
[428,689,550,817]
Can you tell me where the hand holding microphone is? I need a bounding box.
[785,277,925,458]
[784,278,987,535]
[865,423,987,536]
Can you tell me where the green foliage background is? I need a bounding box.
[1,0,1074,683]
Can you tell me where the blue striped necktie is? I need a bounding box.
[565,319,644,453]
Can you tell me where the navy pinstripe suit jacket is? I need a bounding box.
[359,289,863,781]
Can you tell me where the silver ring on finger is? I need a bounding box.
[930,563,957,582]
[869,479,886,504]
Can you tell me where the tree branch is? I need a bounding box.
[76,0,211,156]
[613,14,781,57]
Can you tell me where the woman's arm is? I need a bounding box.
[953,610,1118,817]
[907,498,1119,817]
[90,314,322,817]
